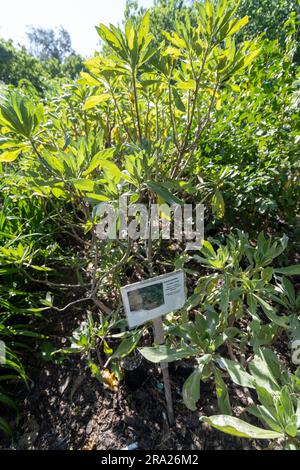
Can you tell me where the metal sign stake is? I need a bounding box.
[153,316,175,427]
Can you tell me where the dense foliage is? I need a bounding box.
[0,0,299,449]
[0,28,83,95]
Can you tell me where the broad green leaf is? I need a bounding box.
[42,153,65,175]
[139,345,197,364]
[164,45,182,58]
[212,190,225,219]
[172,88,186,113]
[183,368,202,411]
[83,149,115,176]
[228,16,249,36]
[246,405,284,434]
[258,348,285,382]
[126,23,135,51]
[83,94,110,111]
[201,240,216,256]
[78,72,101,86]
[274,265,300,276]
[221,358,255,388]
[182,354,211,411]
[202,415,284,439]
[52,346,85,355]
[255,385,277,410]
[146,181,183,206]
[162,31,186,49]
[0,148,23,162]
[243,49,261,68]
[176,80,196,91]
[205,0,213,18]
[253,294,289,328]
[110,331,143,361]
[52,187,65,198]
[219,275,230,314]
[280,386,295,421]
[214,368,231,415]
[85,193,110,202]
[102,160,122,183]
[282,277,295,304]
[72,179,96,192]
[138,11,150,46]
[249,355,279,392]
[0,137,23,150]
[96,24,123,53]
[0,92,43,138]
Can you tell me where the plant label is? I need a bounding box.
[121,270,186,328]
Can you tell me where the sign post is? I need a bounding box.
[121,270,186,426]
[152,316,175,426]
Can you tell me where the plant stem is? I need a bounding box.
[132,69,142,145]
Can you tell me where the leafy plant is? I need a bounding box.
[140,310,237,412]
[54,313,144,389]
[189,231,299,350]
[0,0,299,449]
[203,348,300,449]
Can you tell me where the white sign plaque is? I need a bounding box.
[121,270,186,328]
